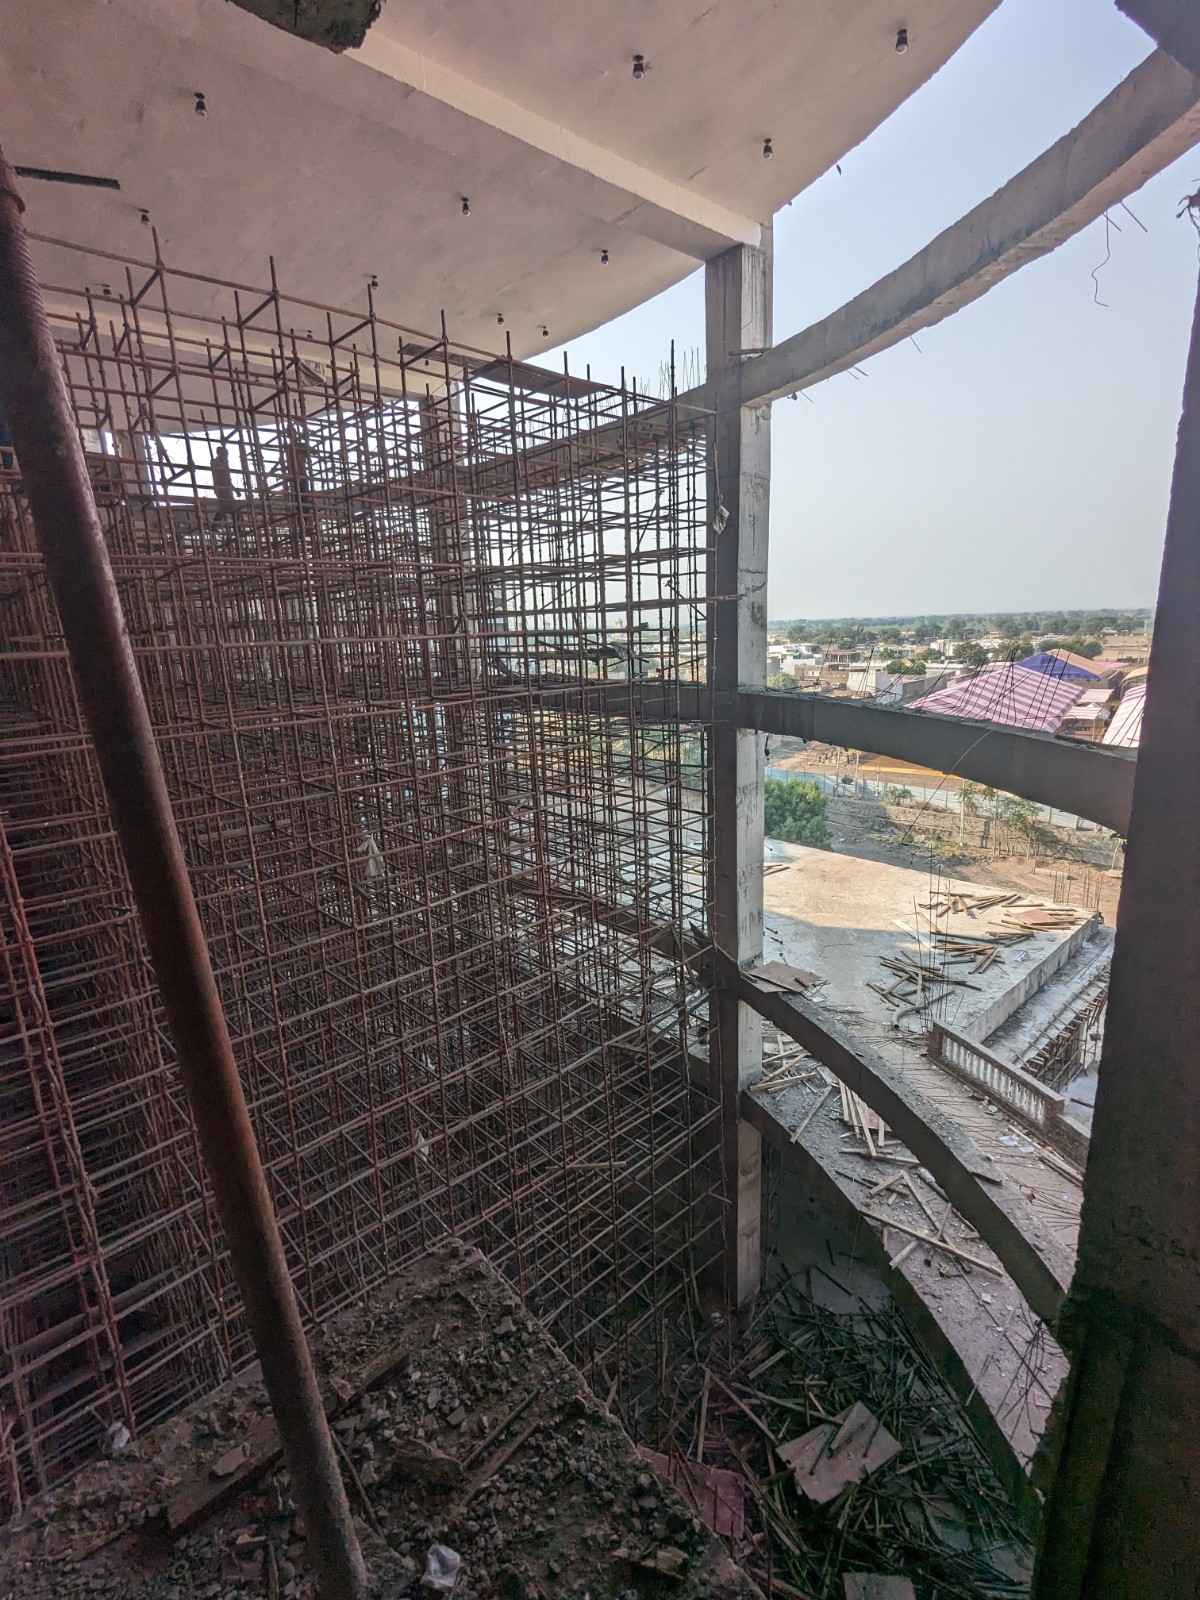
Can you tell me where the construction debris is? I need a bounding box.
[778,1403,901,1503]
[0,1243,762,1600]
[842,1577,915,1600]
[749,960,827,993]
[836,1084,889,1155]
[657,1273,1033,1598]
[638,1448,746,1538]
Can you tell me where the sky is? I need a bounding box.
[545,0,1200,620]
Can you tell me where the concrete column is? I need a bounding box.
[1035,273,1200,1595]
[705,228,771,1309]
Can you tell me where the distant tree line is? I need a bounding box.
[774,608,1151,654]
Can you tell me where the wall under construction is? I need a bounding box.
[0,237,721,1511]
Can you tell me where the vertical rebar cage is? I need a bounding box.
[0,236,720,1508]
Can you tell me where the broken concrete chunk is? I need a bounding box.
[843,1576,916,1600]
[209,1443,250,1480]
[778,1402,901,1504]
[616,1544,689,1579]
[389,1436,463,1487]
[637,1446,745,1538]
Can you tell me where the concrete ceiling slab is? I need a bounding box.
[4,0,997,359]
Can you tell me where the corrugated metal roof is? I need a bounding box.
[1046,647,1124,679]
[1103,682,1147,748]
[1020,650,1097,681]
[910,662,1086,733]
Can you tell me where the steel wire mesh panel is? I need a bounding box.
[0,238,720,1508]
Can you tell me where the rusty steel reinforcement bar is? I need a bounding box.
[729,961,1071,1327]
[0,150,367,1598]
[735,688,1136,835]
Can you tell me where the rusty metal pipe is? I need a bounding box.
[0,148,367,1600]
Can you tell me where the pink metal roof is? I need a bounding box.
[1103,682,1147,748]
[910,662,1086,733]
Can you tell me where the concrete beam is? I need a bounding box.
[736,49,1200,406]
[707,233,772,1310]
[349,33,762,259]
[738,688,1136,834]
[1118,1,1200,78]
[733,965,1071,1327]
[1035,267,1200,1598]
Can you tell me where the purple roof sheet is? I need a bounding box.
[1019,650,1098,682]
[910,662,1086,733]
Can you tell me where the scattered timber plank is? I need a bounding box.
[790,1084,835,1143]
[862,1211,1004,1276]
[748,960,825,993]
[166,1412,281,1534]
[165,1328,422,1532]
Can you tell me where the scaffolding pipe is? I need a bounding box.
[0,148,367,1599]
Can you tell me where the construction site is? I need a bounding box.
[2,3,1200,1598]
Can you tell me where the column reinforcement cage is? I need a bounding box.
[0,236,721,1509]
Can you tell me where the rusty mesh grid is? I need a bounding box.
[0,237,720,1510]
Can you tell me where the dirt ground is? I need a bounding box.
[769,740,1123,927]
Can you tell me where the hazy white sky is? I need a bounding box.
[546,0,1200,620]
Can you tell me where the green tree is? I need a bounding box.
[953,641,988,669]
[763,779,831,848]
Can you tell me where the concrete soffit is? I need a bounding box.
[346,31,763,259]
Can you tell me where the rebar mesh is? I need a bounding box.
[0,236,720,1510]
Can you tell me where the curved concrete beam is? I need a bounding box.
[733,966,1071,1326]
[737,688,1136,834]
[737,49,1200,406]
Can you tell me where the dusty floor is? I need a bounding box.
[0,1243,760,1600]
